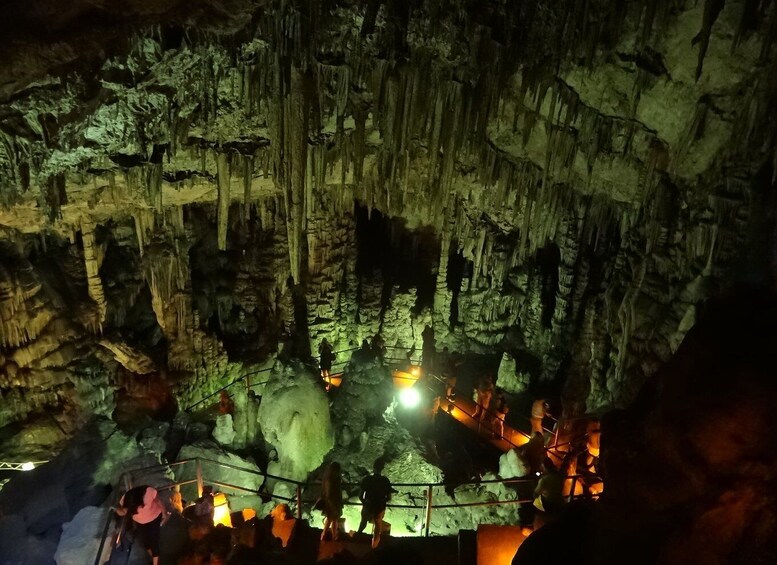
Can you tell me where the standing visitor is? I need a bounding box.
[318,462,344,541]
[319,339,335,390]
[530,399,550,435]
[493,391,509,439]
[473,375,494,423]
[357,460,394,549]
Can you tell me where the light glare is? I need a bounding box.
[399,387,421,408]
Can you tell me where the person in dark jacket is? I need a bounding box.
[357,460,394,548]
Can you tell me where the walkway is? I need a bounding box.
[392,368,530,452]
[437,394,529,452]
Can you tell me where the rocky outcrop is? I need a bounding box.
[515,287,777,564]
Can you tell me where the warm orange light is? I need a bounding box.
[392,370,420,388]
[213,493,232,527]
[477,525,525,565]
[241,508,257,521]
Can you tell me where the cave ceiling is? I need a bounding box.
[0,0,776,428]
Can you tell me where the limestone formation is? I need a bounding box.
[0,1,774,556]
[0,2,772,427]
[496,352,529,394]
[256,362,334,481]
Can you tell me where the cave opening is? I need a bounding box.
[535,241,561,329]
[446,241,468,326]
[354,202,439,315]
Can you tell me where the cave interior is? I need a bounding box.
[0,0,776,564]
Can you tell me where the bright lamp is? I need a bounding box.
[399,387,421,408]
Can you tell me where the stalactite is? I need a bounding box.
[216,151,231,251]
[146,162,163,212]
[243,154,254,222]
[80,220,107,327]
[42,174,67,222]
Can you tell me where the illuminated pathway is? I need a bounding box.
[392,369,530,452]
[437,394,530,452]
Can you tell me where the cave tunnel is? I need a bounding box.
[0,1,776,564]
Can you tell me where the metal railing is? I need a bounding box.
[185,367,274,413]
[95,456,602,563]
[184,346,422,413]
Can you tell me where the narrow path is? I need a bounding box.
[438,395,529,452]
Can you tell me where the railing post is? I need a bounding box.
[196,459,204,498]
[296,484,303,519]
[424,485,433,537]
[123,471,133,491]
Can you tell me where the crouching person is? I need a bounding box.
[115,485,168,564]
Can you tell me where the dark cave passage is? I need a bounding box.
[535,242,561,329]
[355,202,440,314]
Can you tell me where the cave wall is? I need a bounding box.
[0,0,776,428]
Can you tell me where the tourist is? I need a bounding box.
[523,432,547,476]
[370,333,386,359]
[532,472,565,530]
[194,486,215,526]
[530,398,550,435]
[115,485,168,565]
[218,391,234,415]
[318,462,344,541]
[445,374,457,401]
[319,338,335,390]
[493,391,509,439]
[473,375,494,422]
[358,460,394,548]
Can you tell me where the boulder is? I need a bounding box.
[138,421,170,454]
[177,441,263,492]
[54,506,111,565]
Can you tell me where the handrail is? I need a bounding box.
[185,368,273,412]
[118,456,600,496]
[412,370,531,448]
[185,349,420,413]
[93,483,123,565]
[97,456,602,562]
